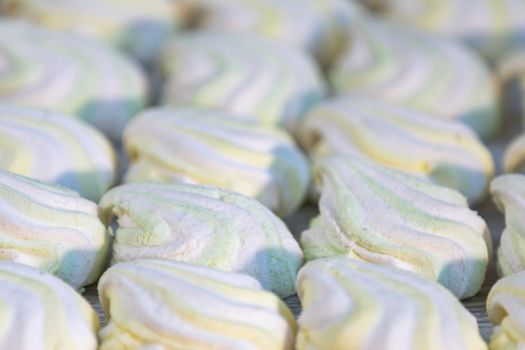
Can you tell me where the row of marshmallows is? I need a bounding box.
[0,164,493,349]
[0,149,523,349]
[0,2,522,144]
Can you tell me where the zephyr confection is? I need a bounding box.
[99,182,303,298]
[329,19,498,139]
[491,174,525,277]
[98,259,296,350]
[297,258,487,350]
[2,0,186,64]
[298,95,495,205]
[159,30,326,134]
[0,104,116,201]
[0,20,147,140]
[0,262,99,350]
[123,106,310,217]
[301,155,490,299]
[0,170,109,288]
[366,0,525,62]
[186,0,364,67]
[486,271,525,349]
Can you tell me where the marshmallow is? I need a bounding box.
[2,0,185,64]
[329,19,498,139]
[0,104,115,201]
[487,271,525,349]
[504,134,525,174]
[367,0,525,62]
[0,170,109,288]
[98,260,296,350]
[298,95,494,205]
[99,182,303,297]
[491,174,525,276]
[297,257,487,350]
[123,106,310,217]
[0,262,99,350]
[0,20,147,140]
[185,0,364,67]
[159,30,326,134]
[301,155,490,299]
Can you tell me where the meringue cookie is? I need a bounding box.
[329,19,498,139]
[301,155,490,299]
[491,175,525,277]
[98,182,303,297]
[503,134,525,174]
[298,95,495,205]
[2,0,185,65]
[367,0,525,62]
[297,257,487,350]
[0,262,99,350]
[123,106,310,217]
[486,271,525,349]
[186,0,364,67]
[0,20,147,141]
[0,104,116,201]
[0,170,110,288]
[98,259,296,350]
[159,30,326,133]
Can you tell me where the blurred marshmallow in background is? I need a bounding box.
[363,0,525,63]
[1,0,189,65]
